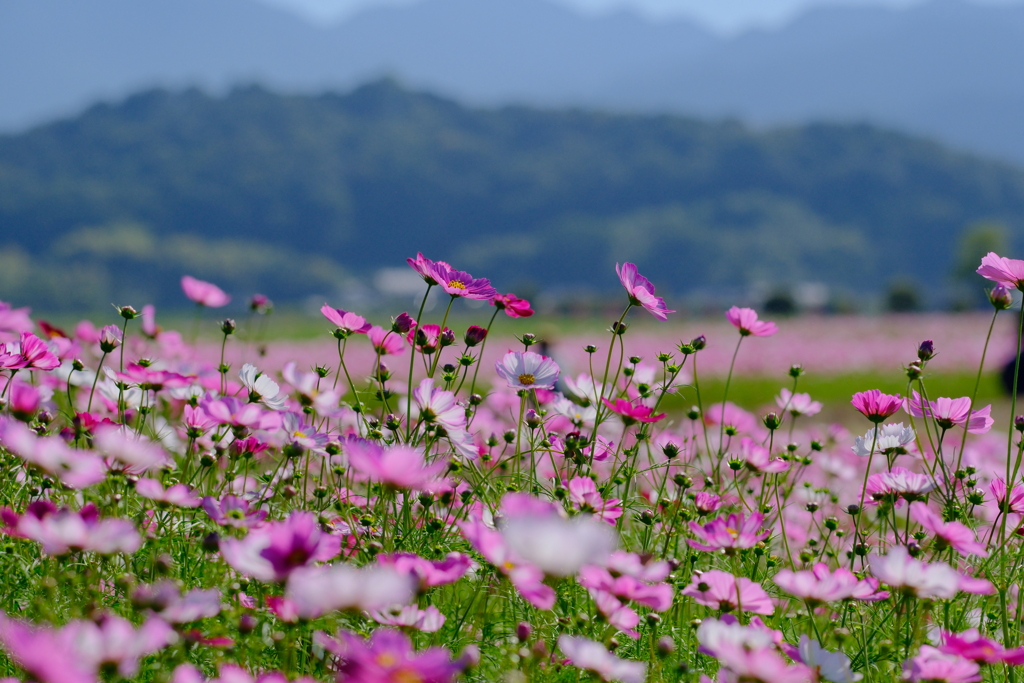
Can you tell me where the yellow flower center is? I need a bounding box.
[726,527,739,539]
[376,654,398,667]
[448,280,466,290]
[393,671,423,683]
[293,431,305,438]
[518,374,535,386]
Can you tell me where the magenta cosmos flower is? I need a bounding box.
[851,389,903,423]
[910,502,987,557]
[2,332,60,371]
[903,646,981,683]
[219,511,342,582]
[323,628,466,683]
[346,440,448,491]
[320,305,371,334]
[773,563,887,605]
[428,262,497,300]
[406,252,450,285]
[601,398,665,425]
[615,262,674,320]
[725,306,777,336]
[688,512,770,553]
[977,251,1024,290]
[495,350,560,390]
[491,292,534,317]
[181,275,230,307]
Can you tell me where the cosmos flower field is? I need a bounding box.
[1,253,1024,683]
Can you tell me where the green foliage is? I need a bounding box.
[2,81,1024,308]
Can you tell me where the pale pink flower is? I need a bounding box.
[320,305,371,334]
[494,350,560,390]
[370,605,446,632]
[500,512,617,578]
[284,564,415,619]
[725,306,777,336]
[567,477,622,525]
[976,251,1024,290]
[0,419,106,489]
[903,645,981,682]
[376,552,471,591]
[92,425,169,472]
[615,262,674,321]
[773,563,888,605]
[181,275,230,307]
[460,519,555,609]
[369,325,405,355]
[4,502,141,556]
[558,635,646,683]
[688,511,770,553]
[733,436,788,473]
[910,502,987,557]
[202,495,267,528]
[868,546,994,599]
[413,378,466,433]
[346,440,447,490]
[867,466,935,505]
[776,388,822,417]
[135,478,201,508]
[904,391,994,434]
[991,478,1024,514]
[681,569,774,614]
[795,636,861,683]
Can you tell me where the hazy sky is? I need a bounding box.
[257,0,1021,33]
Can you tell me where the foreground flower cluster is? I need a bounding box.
[0,253,1022,682]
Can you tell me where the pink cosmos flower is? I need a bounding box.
[499,512,617,578]
[910,502,987,557]
[851,389,904,423]
[172,663,313,683]
[992,478,1024,513]
[557,635,646,683]
[0,419,106,489]
[92,424,169,472]
[868,546,994,599]
[428,262,497,300]
[706,640,812,683]
[976,251,1024,290]
[681,569,774,614]
[693,491,723,516]
[0,613,176,682]
[601,398,666,425]
[202,495,268,528]
[793,636,860,683]
[605,551,670,583]
[204,396,267,429]
[904,391,994,434]
[689,512,770,553]
[135,478,201,508]
[776,388,822,417]
[903,645,981,683]
[219,511,342,582]
[460,519,556,609]
[319,628,466,683]
[495,350,560,390]
[346,440,447,490]
[567,477,623,525]
[283,564,415,619]
[725,306,777,337]
[0,302,33,334]
[615,263,674,321]
[369,325,405,355]
[733,436,788,474]
[413,379,467,433]
[579,566,673,612]
[867,466,935,505]
[376,552,472,591]
[320,305,371,334]
[8,381,42,421]
[406,252,449,285]
[3,502,142,556]
[370,605,446,632]
[3,332,60,371]
[939,629,1019,664]
[181,275,230,307]
[773,563,888,605]
[491,293,534,317]
[132,582,223,623]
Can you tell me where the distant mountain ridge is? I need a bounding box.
[0,82,1022,310]
[2,0,1024,162]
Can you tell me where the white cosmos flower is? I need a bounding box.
[494,351,560,390]
[853,423,915,457]
[239,363,285,410]
[799,636,862,683]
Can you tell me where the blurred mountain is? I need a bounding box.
[2,0,1024,163]
[1,82,1022,310]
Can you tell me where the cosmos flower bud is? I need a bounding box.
[118,305,138,320]
[392,312,416,334]
[525,409,542,429]
[584,344,597,353]
[917,340,935,361]
[1015,415,1024,432]
[220,319,236,335]
[906,361,922,380]
[989,284,1014,310]
[789,364,804,378]
[72,358,85,371]
[440,328,456,347]
[516,622,532,642]
[464,325,487,347]
[99,324,122,353]
[611,321,628,335]
[690,335,706,350]
[762,412,783,430]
